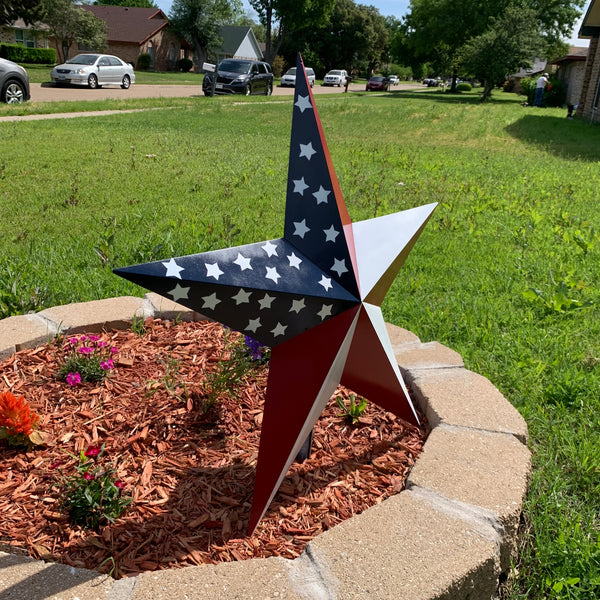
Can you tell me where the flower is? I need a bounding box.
[115,479,125,489]
[78,346,94,355]
[49,459,65,470]
[84,445,101,458]
[100,359,114,371]
[66,372,81,386]
[84,472,95,481]
[0,390,40,437]
[88,335,100,342]
[110,347,118,354]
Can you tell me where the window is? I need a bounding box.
[15,29,36,48]
[147,42,155,68]
[108,57,123,66]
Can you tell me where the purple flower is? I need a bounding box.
[96,341,108,348]
[79,336,87,342]
[78,346,94,355]
[68,338,78,345]
[66,372,81,386]
[100,359,114,371]
[244,336,264,361]
[110,347,118,354]
[88,335,100,342]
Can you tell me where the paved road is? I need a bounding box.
[30,81,421,102]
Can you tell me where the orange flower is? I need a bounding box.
[0,390,39,436]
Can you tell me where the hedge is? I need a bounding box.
[0,44,56,64]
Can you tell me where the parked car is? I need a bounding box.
[387,75,399,85]
[203,59,274,96]
[280,67,315,88]
[366,75,389,92]
[323,69,348,87]
[0,57,30,103]
[51,54,135,89]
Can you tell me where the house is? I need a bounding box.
[509,58,548,93]
[578,0,600,121]
[80,5,190,71]
[552,46,588,108]
[0,18,49,49]
[210,26,263,63]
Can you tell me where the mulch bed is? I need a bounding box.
[0,318,427,579]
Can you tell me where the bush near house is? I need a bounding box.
[137,53,151,71]
[0,44,56,64]
[520,76,567,107]
[177,58,193,72]
[456,82,472,92]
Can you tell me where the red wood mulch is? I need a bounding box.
[0,319,427,579]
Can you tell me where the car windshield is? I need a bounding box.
[329,71,342,75]
[284,68,297,76]
[370,76,385,82]
[66,55,99,65]
[219,60,251,74]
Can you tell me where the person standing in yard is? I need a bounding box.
[534,73,549,107]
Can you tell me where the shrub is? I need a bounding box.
[456,82,472,92]
[137,53,152,71]
[502,79,516,93]
[271,55,285,78]
[0,44,55,64]
[177,57,193,72]
[520,76,566,107]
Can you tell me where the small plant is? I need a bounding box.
[0,390,48,447]
[202,330,269,413]
[336,393,368,425]
[131,314,147,337]
[57,335,118,385]
[55,444,131,530]
[522,280,593,314]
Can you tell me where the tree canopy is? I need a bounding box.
[0,0,45,26]
[169,0,242,67]
[94,0,158,7]
[42,0,107,63]
[407,0,585,95]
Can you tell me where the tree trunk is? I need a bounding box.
[481,80,494,101]
[450,66,458,93]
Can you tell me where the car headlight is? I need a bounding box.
[234,76,248,83]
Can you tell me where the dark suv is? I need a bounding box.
[203,59,274,96]
[0,57,30,103]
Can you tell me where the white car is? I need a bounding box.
[280,67,315,88]
[323,69,348,87]
[387,75,399,85]
[51,54,135,89]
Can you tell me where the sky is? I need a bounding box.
[155,0,589,47]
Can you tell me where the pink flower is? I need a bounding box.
[49,460,64,470]
[78,346,94,355]
[79,336,87,342]
[84,445,101,458]
[96,341,108,348]
[68,338,78,345]
[100,359,114,370]
[84,472,95,481]
[66,372,81,386]
[88,335,100,342]
[115,479,125,489]
[110,347,118,354]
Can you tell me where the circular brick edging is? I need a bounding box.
[0,295,531,600]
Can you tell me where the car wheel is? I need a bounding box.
[121,75,131,89]
[244,85,251,96]
[88,74,99,89]
[265,83,272,96]
[1,79,25,103]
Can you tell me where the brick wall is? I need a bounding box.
[579,34,600,121]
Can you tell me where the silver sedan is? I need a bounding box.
[51,54,135,89]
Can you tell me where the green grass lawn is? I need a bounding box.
[1,89,599,598]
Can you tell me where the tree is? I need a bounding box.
[169,0,242,68]
[459,4,542,100]
[1,0,45,26]
[94,0,158,7]
[407,0,585,95]
[249,0,335,64]
[42,0,107,63]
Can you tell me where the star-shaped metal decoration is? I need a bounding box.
[114,54,436,534]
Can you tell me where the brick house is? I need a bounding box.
[211,26,263,63]
[552,46,588,108]
[80,5,190,71]
[0,19,50,49]
[578,0,600,122]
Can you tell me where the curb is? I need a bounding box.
[0,295,531,600]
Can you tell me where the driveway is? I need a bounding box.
[30,81,421,102]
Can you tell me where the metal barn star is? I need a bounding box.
[114,54,436,534]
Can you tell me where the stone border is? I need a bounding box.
[0,295,531,600]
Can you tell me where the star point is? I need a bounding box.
[318,275,333,291]
[262,241,278,257]
[287,253,302,269]
[265,266,281,283]
[331,258,348,277]
[293,177,309,195]
[233,253,252,270]
[295,94,313,113]
[169,283,190,302]
[232,288,252,304]
[312,185,330,205]
[324,225,340,243]
[201,293,220,310]
[205,262,224,280]
[293,219,310,239]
